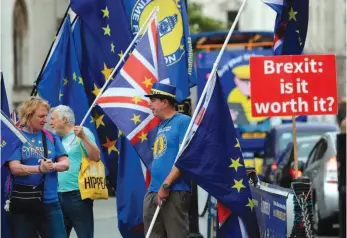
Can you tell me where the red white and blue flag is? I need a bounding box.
[97,16,169,170]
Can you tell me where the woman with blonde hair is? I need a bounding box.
[6,96,69,238]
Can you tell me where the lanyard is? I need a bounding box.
[159,113,177,129]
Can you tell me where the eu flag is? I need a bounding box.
[37,17,104,167]
[121,0,195,101]
[1,111,27,166]
[262,0,309,55]
[71,0,134,188]
[71,1,147,236]
[175,74,260,237]
[1,74,10,238]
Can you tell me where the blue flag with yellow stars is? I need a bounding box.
[70,0,134,188]
[1,73,11,238]
[120,0,195,101]
[175,74,260,237]
[262,0,309,55]
[37,17,105,167]
[71,2,147,236]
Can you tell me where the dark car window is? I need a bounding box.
[297,140,318,161]
[306,140,322,167]
[279,131,334,152]
[264,133,274,157]
[312,139,328,163]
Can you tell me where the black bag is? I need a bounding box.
[8,131,48,214]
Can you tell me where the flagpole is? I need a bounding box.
[145,0,249,236]
[176,0,249,161]
[78,6,159,128]
[31,4,71,96]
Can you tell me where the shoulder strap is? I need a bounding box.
[42,129,54,144]
[41,131,48,180]
[77,139,87,158]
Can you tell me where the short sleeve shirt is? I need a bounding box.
[8,130,67,203]
[58,127,96,192]
[148,113,191,192]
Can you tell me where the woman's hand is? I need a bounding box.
[39,159,54,172]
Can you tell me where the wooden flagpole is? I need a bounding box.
[292,116,299,177]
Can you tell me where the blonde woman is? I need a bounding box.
[6,96,69,238]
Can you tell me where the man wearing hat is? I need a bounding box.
[143,82,191,237]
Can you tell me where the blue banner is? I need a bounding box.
[250,186,287,238]
[122,0,195,101]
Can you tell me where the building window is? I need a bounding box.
[13,0,28,87]
[227,10,239,30]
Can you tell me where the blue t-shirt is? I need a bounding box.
[148,113,191,192]
[8,130,67,203]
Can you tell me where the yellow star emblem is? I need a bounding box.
[31,139,35,143]
[103,24,111,36]
[102,137,119,155]
[92,111,105,129]
[296,30,303,45]
[288,7,297,21]
[132,96,142,104]
[101,63,114,81]
[131,114,141,125]
[229,158,243,172]
[59,91,64,101]
[118,51,125,62]
[246,198,255,211]
[92,84,101,97]
[232,179,246,193]
[111,42,115,53]
[138,132,148,142]
[235,138,241,148]
[180,44,184,50]
[101,6,109,18]
[73,72,77,81]
[63,78,68,86]
[142,77,153,88]
[78,77,84,85]
[118,130,123,137]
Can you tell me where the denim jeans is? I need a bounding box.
[9,201,67,238]
[58,190,94,238]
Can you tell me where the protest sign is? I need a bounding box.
[250,54,337,117]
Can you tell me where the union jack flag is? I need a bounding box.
[97,16,169,170]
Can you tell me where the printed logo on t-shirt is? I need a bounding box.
[22,145,44,160]
[153,134,167,159]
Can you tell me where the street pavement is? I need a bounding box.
[70,197,121,238]
[70,197,339,238]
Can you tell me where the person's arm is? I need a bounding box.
[51,134,69,172]
[53,156,69,172]
[75,126,100,162]
[80,136,100,162]
[157,116,191,205]
[162,166,181,187]
[9,161,41,176]
[9,159,55,176]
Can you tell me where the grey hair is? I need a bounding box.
[51,105,75,126]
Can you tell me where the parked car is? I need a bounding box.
[272,135,320,187]
[303,132,339,235]
[259,123,339,183]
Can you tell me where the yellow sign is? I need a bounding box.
[241,132,267,139]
